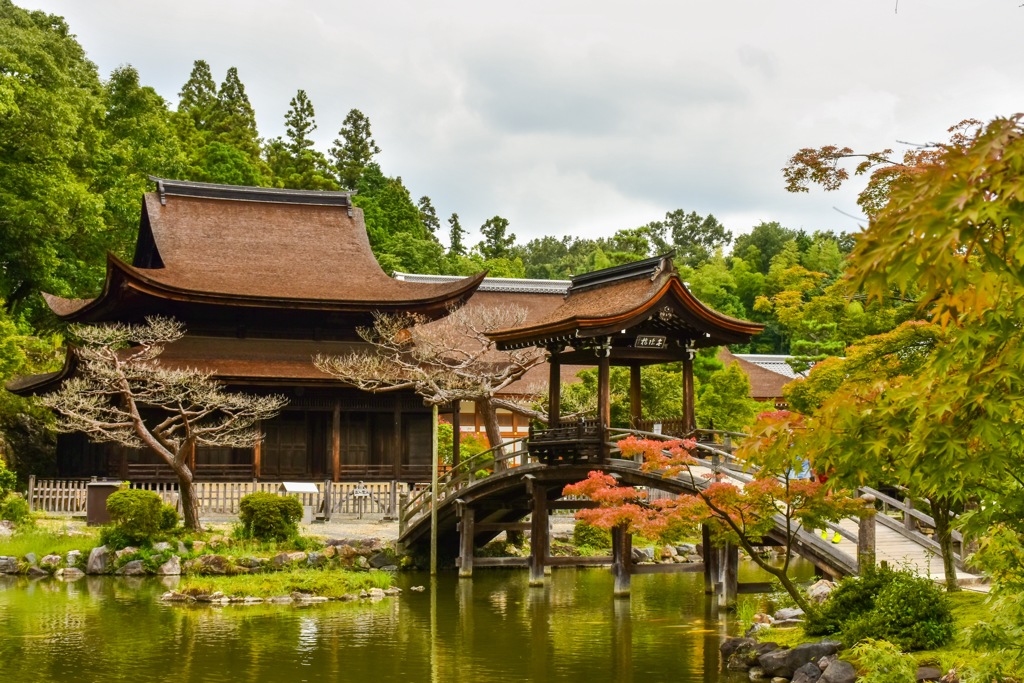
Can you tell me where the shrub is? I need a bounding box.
[573,520,611,549]
[0,492,31,525]
[105,488,173,545]
[807,565,955,651]
[848,639,918,683]
[237,491,303,541]
[0,459,16,498]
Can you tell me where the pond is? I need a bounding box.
[0,564,801,682]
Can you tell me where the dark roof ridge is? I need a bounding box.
[568,252,675,294]
[148,176,352,207]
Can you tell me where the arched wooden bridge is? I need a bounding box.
[398,428,981,600]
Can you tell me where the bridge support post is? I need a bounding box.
[529,481,549,586]
[398,491,408,538]
[458,502,474,578]
[611,523,632,597]
[718,542,738,610]
[858,493,877,573]
[702,524,716,595]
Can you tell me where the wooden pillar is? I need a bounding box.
[719,542,738,609]
[331,401,341,483]
[392,396,402,480]
[451,402,462,469]
[629,364,642,429]
[458,503,475,578]
[702,523,716,595]
[548,350,561,427]
[250,421,260,481]
[612,523,633,597]
[858,494,877,573]
[529,480,548,586]
[682,347,696,433]
[597,342,611,460]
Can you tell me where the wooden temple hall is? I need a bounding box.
[490,255,763,461]
[8,178,486,483]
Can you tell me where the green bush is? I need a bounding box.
[573,521,611,549]
[105,488,175,546]
[0,492,31,525]
[0,459,16,498]
[237,491,304,541]
[807,565,954,651]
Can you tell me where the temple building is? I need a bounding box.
[8,179,485,483]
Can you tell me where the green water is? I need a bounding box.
[0,568,780,682]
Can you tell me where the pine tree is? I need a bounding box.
[285,89,317,157]
[418,196,440,233]
[448,213,467,256]
[329,108,381,190]
[214,67,260,159]
[176,59,218,130]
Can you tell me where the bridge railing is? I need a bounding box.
[400,435,532,534]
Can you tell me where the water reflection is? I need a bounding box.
[0,562,807,682]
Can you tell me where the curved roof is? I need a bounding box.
[45,179,484,322]
[489,255,763,350]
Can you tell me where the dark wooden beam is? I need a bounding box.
[611,524,632,596]
[683,351,696,433]
[458,505,474,578]
[451,402,461,469]
[630,562,705,575]
[548,352,561,427]
[597,348,611,459]
[629,364,642,428]
[331,401,341,483]
[471,556,530,568]
[529,483,549,586]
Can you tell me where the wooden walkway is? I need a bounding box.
[399,429,985,590]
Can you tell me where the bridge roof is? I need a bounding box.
[489,255,762,355]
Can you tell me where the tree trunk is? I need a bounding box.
[930,496,959,592]
[170,445,203,532]
[477,398,506,471]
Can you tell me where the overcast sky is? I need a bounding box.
[18,0,1024,247]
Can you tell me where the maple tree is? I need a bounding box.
[564,411,863,613]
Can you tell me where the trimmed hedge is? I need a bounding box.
[238,491,304,541]
[105,488,179,545]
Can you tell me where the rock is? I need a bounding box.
[771,678,789,683]
[818,655,837,671]
[0,520,14,536]
[721,637,757,659]
[792,661,823,683]
[56,567,85,581]
[383,587,402,596]
[177,541,189,555]
[807,579,835,604]
[287,551,308,564]
[265,596,293,604]
[322,545,337,559]
[161,590,194,602]
[748,667,768,681]
[917,667,943,682]
[675,543,696,555]
[368,587,385,598]
[27,565,48,578]
[368,552,394,569]
[242,596,264,604]
[728,653,754,671]
[187,554,231,575]
[353,556,369,569]
[271,552,292,568]
[745,622,773,637]
[152,542,172,552]
[40,554,62,570]
[339,593,358,602]
[116,560,146,576]
[23,552,36,565]
[157,555,181,576]
[410,585,426,592]
[381,565,398,572]
[753,613,773,624]
[115,546,139,560]
[774,619,806,628]
[306,552,326,568]
[65,550,81,567]
[820,660,857,683]
[0,556,17,574]
[660,545,678,560]
[196,591,226,603]
[685,554,703,563]
[208,535,227,549]
[757,649,793,678]
[939,671,960,683]
[86,546,113,575]
[774,607,805,621]
[191,541,206,553]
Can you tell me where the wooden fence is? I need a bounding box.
[27,476,409,519]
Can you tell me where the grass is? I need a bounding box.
[0,525,99,559]
[179,567,394,598]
